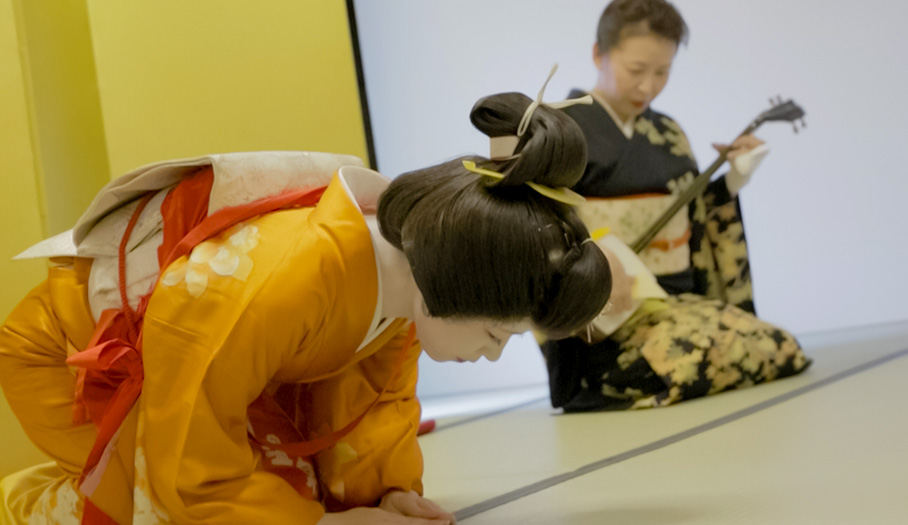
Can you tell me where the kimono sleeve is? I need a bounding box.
[308,327,424,511]
[0,272,96,479]
[689,180,756,313]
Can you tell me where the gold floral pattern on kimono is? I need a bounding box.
[633,116,696,160]
[611,294,810,409]
[660,117,696,160]
[161,222,259,297]
[0,465,83,525]
[133,413,173,525]
[634,117,667,147]
[693,191,754,310]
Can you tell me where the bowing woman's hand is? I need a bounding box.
[319,504,453,524]
[380,490,456,524]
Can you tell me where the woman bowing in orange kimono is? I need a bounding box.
[0,85,611,524]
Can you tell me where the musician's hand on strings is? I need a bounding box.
[712,134,765,160]
[713,135,770,195]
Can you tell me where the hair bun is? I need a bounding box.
[469,92,587,190]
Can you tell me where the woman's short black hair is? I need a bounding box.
[378,93,612,338]
[597,0,688,52]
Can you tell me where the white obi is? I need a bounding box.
[14,151,364,322]
[576,195,691,276]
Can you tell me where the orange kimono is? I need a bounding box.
[0,154,424,524]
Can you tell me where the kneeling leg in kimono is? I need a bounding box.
[543,191,812,412]
[544,294,810,412]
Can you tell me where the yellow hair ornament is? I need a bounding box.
[462,160,586,206]
[590,226,611,240]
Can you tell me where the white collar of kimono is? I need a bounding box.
[490,64,592,160]
[589,90,636,140]
[336,164,389,216]
[336,165,396,351]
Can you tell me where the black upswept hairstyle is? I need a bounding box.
[597,0,688,52]
[377,92,612,338]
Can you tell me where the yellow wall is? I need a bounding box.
[1,0,368,478]
[86,0,369,175]
[0,0,58,476]
[17,0,110,237]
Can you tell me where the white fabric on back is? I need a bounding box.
[15,151,368,323]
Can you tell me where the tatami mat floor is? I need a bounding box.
[419,324,908,524]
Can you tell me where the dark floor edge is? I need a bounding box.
[454,346,908,522]
[432,396,550,433]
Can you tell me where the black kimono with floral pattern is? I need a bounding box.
[542,91,811,412]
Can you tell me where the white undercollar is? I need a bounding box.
[336,166,396,351]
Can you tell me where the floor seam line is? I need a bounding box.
[454,346,908,522]
[431,396,550,433]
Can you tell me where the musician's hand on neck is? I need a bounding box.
[712,134,765,160]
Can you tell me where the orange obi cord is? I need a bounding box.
[66,166,327,522]
[69,168,216,431]
[68,190,153,438]
[247,323,417,498]
[70,190,155,525]
[158,183,327,271]
[647,227,692,252]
